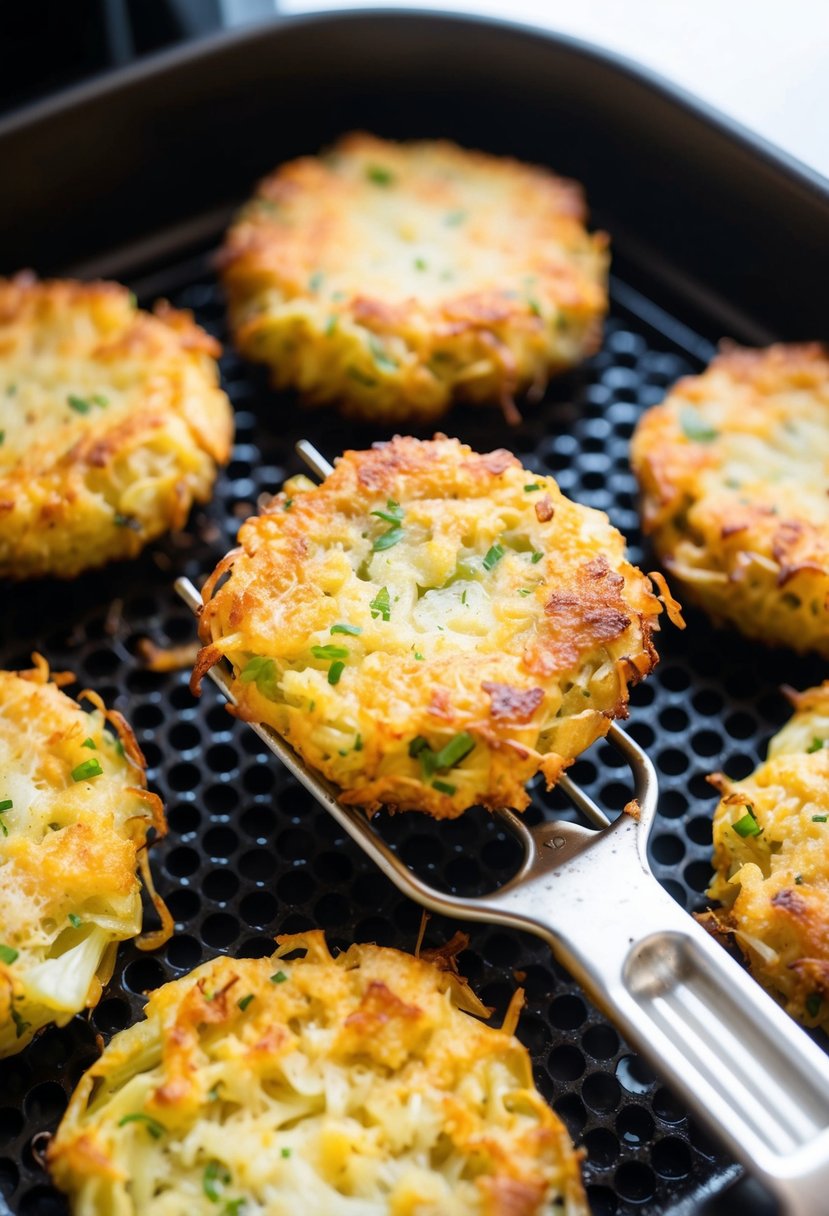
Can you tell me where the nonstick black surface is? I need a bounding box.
[0,249,822,1216]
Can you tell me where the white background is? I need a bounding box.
[263,0,829,180]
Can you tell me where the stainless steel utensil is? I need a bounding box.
[177,439,829,1216]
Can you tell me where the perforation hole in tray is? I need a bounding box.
[1,255,826,1216]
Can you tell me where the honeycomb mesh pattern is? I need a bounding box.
[0,256,822,1216]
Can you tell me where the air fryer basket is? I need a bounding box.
[0,12,827,1216]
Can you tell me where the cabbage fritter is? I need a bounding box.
[707,682,829,1030]
[194,435,673,819]
[0,657,171,1056]
[631,342,829,655]
[0,273,233,579]
[219,132,609,424]
[49,931,587,1216]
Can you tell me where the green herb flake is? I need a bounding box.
[311,644,349,661]
[203,1160,232,1202]
[526,296,542,317]
[68,913,83,928]
[328,660,346,686]
[795,874,804,885]
[324,314,339,337]
[414,651,424,661]
[308,271,324,293]
[370,587,391,621]
[432,780,456,795]
[461,589,468,605]
[414,257,428,271]
[373,526,404,552]
[807,738,826,754]
[445,210,466,226]
[81,737,97,750]
[680,406,718,443]
[482,543,504,572]
[237,994,255,1012]
[354,734,363,752]
[372,499,404,525]
[518,588,532,597]
[0,431,4,445]
[71,758,103,782]
[367,165,394,186]
[208,1083,222,1102]
[732,810,762,838]
[806,993,822,1019]
[118,1112,166,1139]
[67,394,92,414]
[224,1201,246,1215]
[0,944,18,965]
[531,551,543,564]
[10,1009,30,1039]
[813,815,828,823]
[270,970,288,984]
[113,512,140,530]
[6,383,16,396]
[368,335,398,371]
[347,367,377,388]
[281,1147,292,1159]
[0,799,12,813]
[331,623,362,636]
[434,732,475,770]
[524,484,540,492]
[91,393,109,408]
[284,498,293,511]
[240,655,280,702]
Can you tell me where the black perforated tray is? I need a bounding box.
[0,12,827,1216]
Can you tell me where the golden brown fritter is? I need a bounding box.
[631,342,829,655]
[219,132,609,424]
[193,435,674,819]
[0,273,233,579]
[707,682,829,1030]
[49,931,588,1216]
[0,656,171,1056]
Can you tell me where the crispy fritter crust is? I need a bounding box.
[219,132,609,424]
[49,931,588,1216]
[0,657,171,1056]
[193,436,669,819]
[707,682,829,1030]
[0,274,233,579]
[631,342,829,655]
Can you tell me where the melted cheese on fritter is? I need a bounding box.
[194,436,669,819]
[49,932,587,1216]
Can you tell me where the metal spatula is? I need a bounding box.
[176,440,829,1216]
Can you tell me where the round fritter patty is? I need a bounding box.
[706,682,829,1030]
[194,435,672,819]
[49,931,587,1216]
[0,657,171,1057]
[0,274,233,579]
[219,132,608,424]
[631,342,829,656]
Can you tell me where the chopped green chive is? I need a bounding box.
[328,660,346,686]
[113,512,140,529]
[67,394,92,414]
[324,315,338,337]
[118,1112,166,1139]
[482,543,504,571]
[81,737,96,749]
[6,384,16,396]
[806,993,822,1018]
[10,1009,30,1039]
[311,644,349,661]
[414,651,424,661]
[461,589,468,605]
[270,970,288,984]
[680,406,718,443]
[284,498,293,511]
[237,994,255,1012]
[208,1083,222,1102]
[526,296,542,317]
[347,367,377,388]
[373,526,404,552]
[370,587,391,621]
[367,165,394,186]
[732,810,762,838]
[414,257,427,271]
[240,656,280,701]
[531,551,543,564]
[331,623,362,636]
[281,1147,292,1159]
[308,271,324,293]
[354,734,363,752]
[0,799,12,813]
[372,502,404,527]
[0,945,18,965]
[203,1160,232,1201]
[445,210,466,226]
[368,336,398,371]
[813,815,828,823]
[518,588,532,597]
[409,731,475,778]
[807,738,826,753]
[68,913,83,928]
[432,780,456,795]
[0,431,4,445]
[224,1201,246,1215]
[71,758,103,782]
[795,874,804,885]
[91,393,109,408]
[524,484,540,492]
